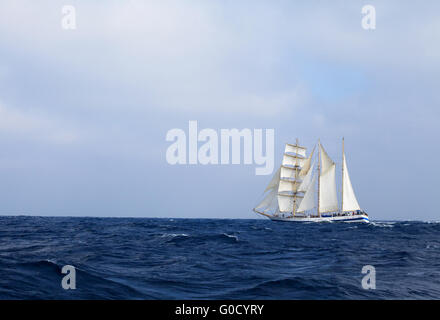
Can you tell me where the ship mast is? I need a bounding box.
[292,138,299,217]
[317,139,321,218]
[341,137,344,214]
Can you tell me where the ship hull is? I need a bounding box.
[258,212,369,223]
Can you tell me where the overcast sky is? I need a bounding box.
[0,0,439,220]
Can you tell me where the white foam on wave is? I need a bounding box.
[370,221,395,228]
[160,233,189,238]
[223,233,239,241]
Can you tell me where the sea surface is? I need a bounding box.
[0,216,439,299]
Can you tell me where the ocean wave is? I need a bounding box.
[1,217,440,299]
[160,233,189,238]
[222,233,239,241]
[222,277,364,300]
[160,232,240,245]
[369,221,395,228]
[9,259,149,299]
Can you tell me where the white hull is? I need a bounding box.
[255,210,369,223]
[270,215,369,223]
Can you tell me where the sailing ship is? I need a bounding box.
[253,138,369,223]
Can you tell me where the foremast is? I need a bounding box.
[278,138,306,217]
[254,138,310,218]
[291,139,302,217]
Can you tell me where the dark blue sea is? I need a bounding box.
[0,216,439,299]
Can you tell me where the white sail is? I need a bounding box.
[277,194,303,213]
[298,161,315,192]
[278,179,300,193]
[342,154,361,212]
[255,188,278,212]
[297,172,317,212]
[294,197,303,213]
[264,167,281,193]
[299,145,315,177]
[282,154,305,167]
[267,189,279,212]
[255,188,275,210]
[285,143,306,157]
[280,166,296,180]
[320,143,334,174]
[278,194,294,212]
[319,143,338,213]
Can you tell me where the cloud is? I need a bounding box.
[0,102,79,144]
[1,0,439,119]
[0,1,439,218]
[0,1,310,116]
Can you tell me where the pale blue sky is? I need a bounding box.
[0,1,439,220]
